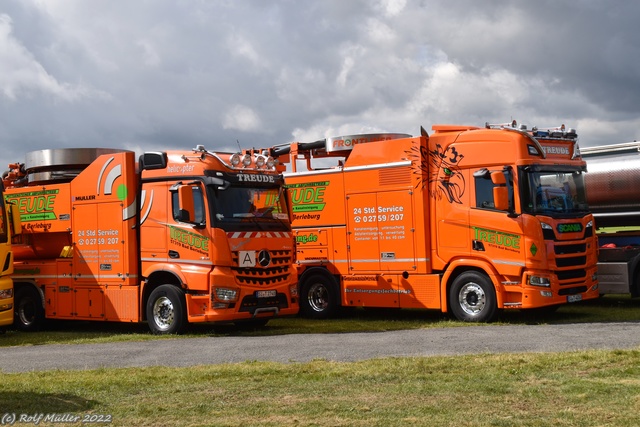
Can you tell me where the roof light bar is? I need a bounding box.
[486,120,578,141]
[229,153,241,166]
[485,120,527,130]
[531,125,577,140]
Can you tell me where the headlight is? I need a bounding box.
[266,156,276,169]
[214,287,239,302]
[528,275,550,287]
[229,153,241,166]
[0,288,13,300]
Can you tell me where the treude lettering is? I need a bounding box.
[170,227,209,250]
[237,173,276,183]
[541,146,570,155]
[291,186,325,203]
[17,194,56,213]
[474,227,521,250]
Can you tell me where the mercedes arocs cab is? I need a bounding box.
[4,146,298,334]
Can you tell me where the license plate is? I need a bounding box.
[567,294,582,303]
[255,290,277,298]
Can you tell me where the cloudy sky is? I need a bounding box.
[0,0,638,171]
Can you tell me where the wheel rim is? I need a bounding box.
[307,282,329,313]
[18,299,35,326]
[458,282,486,316]
[152,296,175,331]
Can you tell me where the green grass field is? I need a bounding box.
[2,350,640,426]
[1,295,640,426]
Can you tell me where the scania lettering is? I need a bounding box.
[270,122,598,321]
[4,146,297,334]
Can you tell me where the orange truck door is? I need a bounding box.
[345,190,416,308]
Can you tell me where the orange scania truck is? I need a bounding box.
[3,146,298,334]
[271,121,599,321]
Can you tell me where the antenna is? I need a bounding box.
[236,139,242,151]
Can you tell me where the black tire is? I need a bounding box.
[299,273,338,319]
[449,271,498,322]
[14,286,45,332]
[146,285,187,335]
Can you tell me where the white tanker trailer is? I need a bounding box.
[582,142,640,295]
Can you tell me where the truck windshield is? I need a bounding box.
[209,185,290,232]
[521,169,589,216]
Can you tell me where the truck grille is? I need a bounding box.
[231,249,293,286]
[551,241,588,286]
[239,293,289,313]
[558,286,587,296]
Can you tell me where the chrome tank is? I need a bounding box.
[582,142,640,228]
[24,148,130,184]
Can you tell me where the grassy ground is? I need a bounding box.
[1,294,638,347]
[1,295,639,426]
[2,350,640,426]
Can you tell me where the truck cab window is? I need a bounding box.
[475,174,495,209]
[474,170,513,211]
[172,185,205,224]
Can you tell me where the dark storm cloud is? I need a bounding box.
[417,1,640,115]
[0,0,638,171]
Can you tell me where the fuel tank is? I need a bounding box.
[582,142,640,228]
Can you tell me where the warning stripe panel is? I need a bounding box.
[226,232,292,238]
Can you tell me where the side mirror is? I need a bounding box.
[493,187,509,211]
[490,171,511,212]
[490,171,506,185]
[170,183,197,224]
[139,152,167,170]
[177,185,195,223]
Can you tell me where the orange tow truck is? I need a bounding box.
[272,121,599,321]
[4,146,297,334]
